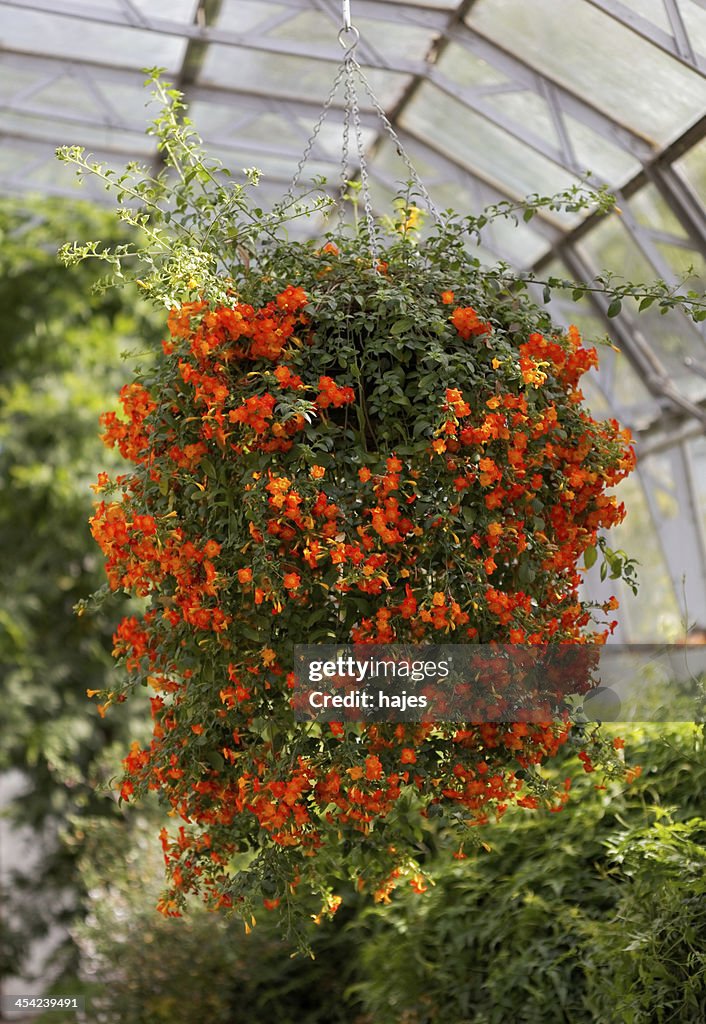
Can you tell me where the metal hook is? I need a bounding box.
[338,24,360,52]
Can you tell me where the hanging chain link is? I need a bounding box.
[352,58,444,228]
[281,60,347,207]
[283,0,441,257]
[344,54,379,259]
[338,63,353,233]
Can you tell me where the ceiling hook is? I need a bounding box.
[338,24,360,53]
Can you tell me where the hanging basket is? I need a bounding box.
[66,37,637,931]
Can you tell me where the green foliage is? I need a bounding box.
[350,724,706,1024]
[56,73,706,325]
[32,725,706,1024]
[0,197,159,977]
[47,810,365,1024]
[584,819,706,1023]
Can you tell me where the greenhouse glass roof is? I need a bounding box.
[1,0,706,640]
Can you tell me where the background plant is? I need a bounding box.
[0,196,159,981]
[31,723,706,1024]
[350,722,706,1024]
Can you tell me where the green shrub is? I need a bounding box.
[584,819,706,1023]
[350,724,706,1024]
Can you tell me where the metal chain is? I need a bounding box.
[346,56,379,259]
[338,63,353,233]
[281,60,348,206]
[351,57,444,228]
[281,0,441,259]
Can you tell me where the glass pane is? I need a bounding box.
[579,215,706,397]
[215,1,291,34]
[382,0,455,6]
[628,183,691,238]
[199,45,410,109]
[436,41,512,89]
[561,117,638,182]
[468,0,706,140]
[618,0,671,31]
[132,0,199,21]
[0,110,153,158]
[603,472,682,641]
[0,9,187,71]
[401,82,579,197]
[263,9,433,67]
[687,435,706,558]
[679,1,706,53]
[674,136,706,196]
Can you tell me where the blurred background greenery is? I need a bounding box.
[2,198,706,1024]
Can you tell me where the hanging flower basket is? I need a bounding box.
[62,65,640,932]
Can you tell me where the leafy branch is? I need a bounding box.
[466,178,617,235]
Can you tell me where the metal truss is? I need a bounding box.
[586,0,706,75]
[0,0,663,186]
[637,442,706,630]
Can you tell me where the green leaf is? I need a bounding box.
[607,298,622,318]
[391,317,413,336]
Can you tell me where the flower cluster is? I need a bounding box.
[87,233,635,929]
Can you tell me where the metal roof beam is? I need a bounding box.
[561,246,706,426]
[0,0,659,175]
[0,46,568,246]
[0,0,426,74]
[637,445,706,628]
[446,21,655,157]
[585,0,706,75]
[3,0,676,207]
[532,113,706,275]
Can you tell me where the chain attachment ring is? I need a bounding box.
[338,25,360,51]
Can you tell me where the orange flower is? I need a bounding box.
[275,284,308,312]
[316,376,355,409]
[445,388,471,417]
[450,306,492,340]
[310,465,326,479]
[400,748,417,764]
[283,572,301,591]
[358,467,372,483]
[441,290,454,305]
[237,568,253,584]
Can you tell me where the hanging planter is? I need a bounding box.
[60,44,647,934]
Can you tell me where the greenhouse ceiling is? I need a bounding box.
[1,0,706,638]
